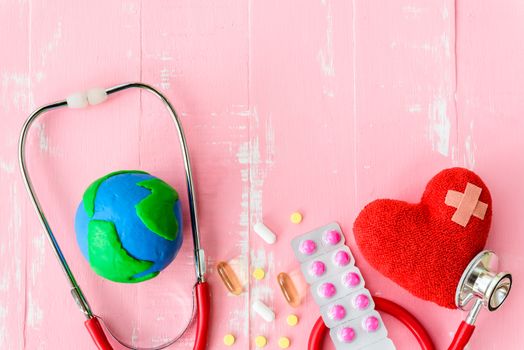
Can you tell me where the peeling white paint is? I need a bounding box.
[0,72,32,112]
[0,160,14,174]
[27,292,43,328]
[30,233,45,286]
[402,5,424,19]
[0,305,6,346]
[407,104,422,113]
[464,120,476,169]
[428,94,450,157]
[32,122,49,152]
[40,21,62,67]
[318,0,335,77]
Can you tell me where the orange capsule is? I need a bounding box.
[217,261,243,295]
[277,272,300,307]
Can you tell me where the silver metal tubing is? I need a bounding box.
[18,83,206,324]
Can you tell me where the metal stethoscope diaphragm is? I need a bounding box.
[449,250,512,349]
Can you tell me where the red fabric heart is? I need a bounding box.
[353,168,492,308]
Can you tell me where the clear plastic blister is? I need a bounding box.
[320,288,375,328]
[300,245,356,284]
[329,311,391,349]
[291,222,345,262]
[291,222,396,350]
[310,266,365,306]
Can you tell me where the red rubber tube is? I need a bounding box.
[448,321,475,350]
[85,317,113,350]
[194,281,211,350]
[308,296,435,350]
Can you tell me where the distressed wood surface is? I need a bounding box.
[1,1,523,349]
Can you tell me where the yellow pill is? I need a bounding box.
[253,267,265,280]
[255,335,267,348]
[286,314,299,326]
[223,334,235,346]
[290,212,303,224]
[278,337,291,348]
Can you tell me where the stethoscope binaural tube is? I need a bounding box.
[19,83,210,350]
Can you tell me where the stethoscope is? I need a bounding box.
[18,83,210,350]
[307,250,512,350]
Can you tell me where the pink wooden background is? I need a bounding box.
[1,0,523,349]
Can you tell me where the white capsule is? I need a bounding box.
[87,88,108,105]
[66,92,88,108]
[253,300,275,322]
[254,222,276,244]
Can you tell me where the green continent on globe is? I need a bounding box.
[83,170,148,217]
[88,220,158,283]
[135,178,179,241]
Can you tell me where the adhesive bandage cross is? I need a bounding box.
[445,182,488,227]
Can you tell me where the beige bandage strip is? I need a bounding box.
[445,183,488,227]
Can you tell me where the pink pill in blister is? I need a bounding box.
[333,250,350,266]
[309,261,326,277]
[323,229,341,245]
[300,239,317,255]
[338,327,356,343]
[318,282,336,298]
[342,272,361,288]
[353,294,370,310]
[363,315,380,332]
[329,304,346,321]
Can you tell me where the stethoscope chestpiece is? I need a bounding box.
[455,250,512,312]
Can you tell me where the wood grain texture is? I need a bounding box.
[1,0,523,349]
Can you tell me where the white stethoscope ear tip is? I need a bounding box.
[455,250,512,313]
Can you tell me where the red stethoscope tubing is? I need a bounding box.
[308,296,435,350]
[84,281,211,350]
[448,321,475,350]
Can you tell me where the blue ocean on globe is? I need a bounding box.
[75,171,183,282]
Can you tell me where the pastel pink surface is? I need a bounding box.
[0,1,523,350]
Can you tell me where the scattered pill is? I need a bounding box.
[253,300,275,322]
[329,304,346,321]
[223,334,236,346]
[299,239,316,255]
[333,250,350,266]
[354,294,370,310]
[309,261,326,277]
[338,327,356,343]
[323,229,341,245]
[217,261,243,295]
[278,336,291,348]
[253,267,265,280]
[254,222,277,244]
[363,316,380,332]
[290,212,303,224]
[277,272,300,307]
[255,335,267,348]
[286,314,299,326]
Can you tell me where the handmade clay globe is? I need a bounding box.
[75,170,183,283]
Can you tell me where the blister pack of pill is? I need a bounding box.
[291,222,396,350]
